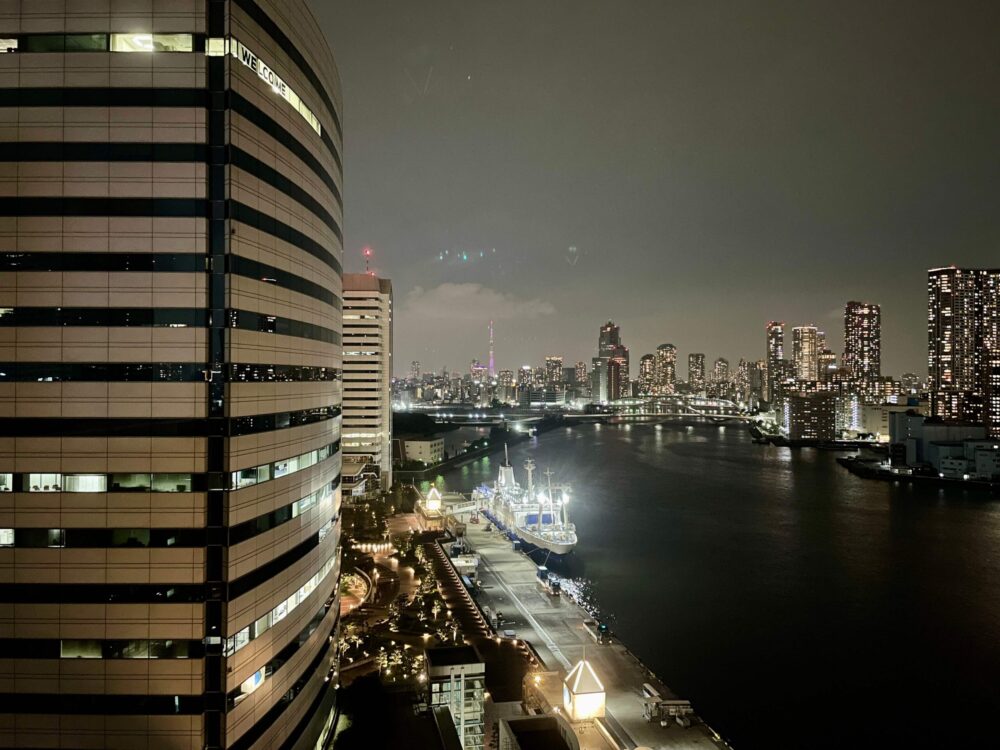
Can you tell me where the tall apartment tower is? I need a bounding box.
[0,4,343,749]
[765,321,785,403]
[928,267,1000,435]
[688,353,706,392]
[545,355,564,386]
[654,343,677,394]
[638,354,656,395]
[792,325,819,381]
[343,274,393,491]
[843,301,882,394]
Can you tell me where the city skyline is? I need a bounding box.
[317,0,999,379]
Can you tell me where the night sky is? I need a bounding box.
[311,1,999,378]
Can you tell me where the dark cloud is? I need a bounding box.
[311,0,1000,376]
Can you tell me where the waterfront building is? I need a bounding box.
[765,321,785,403]
[575,360,588,386]
[688,353,706,392]
[713,357,730,384]
[783,393,837,441]
[654,343,677,394]
[638,354,656,395]
[734,358,751,404]
[608,356,628,401]
[395,436,445,466]
[343,274,393,491]
[545,355,564,386]
[927,267,1000,437]
[792,325,820,381]
[843,301,882,395]
[427,646,486,750]
[590,358,608,403]
[0,3,343,747]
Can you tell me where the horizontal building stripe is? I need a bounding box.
[0,692,203,715]
[0,638,204,659]
[228,619,337,750]
[0,87,206,108]
[233,0,343,139]
[230,199,342,269]
[0,142,208,163]
[1,252,205,272]
[231,145,341,223]
[227,595,333,708]
[0,531,333,603]
[229,254,340,309]
[230,94,342,206]
[0,479,339,548]
[1,252,339,309]
[0,405,340,437]
[0,196,206,217]
[0,142,342,216]
[0,362,340,383]
[0,307,339,345]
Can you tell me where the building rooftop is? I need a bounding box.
[343,272,392,294]
[503,716,570,750]
[426,645,484,669]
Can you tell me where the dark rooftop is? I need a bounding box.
[426,645,483,668]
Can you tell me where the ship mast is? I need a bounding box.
[524,459,538,529]
[544,469,556,532]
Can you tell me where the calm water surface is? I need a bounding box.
[435,423,1000,749]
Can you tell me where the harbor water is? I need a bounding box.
[433,421,1000,749]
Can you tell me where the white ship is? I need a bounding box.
[473,448,577,557]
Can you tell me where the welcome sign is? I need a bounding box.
[230,38,322,136]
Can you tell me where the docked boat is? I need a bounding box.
[472,448,577,557]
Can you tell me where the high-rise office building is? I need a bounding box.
[688,353,706,392]
[410,360,421,381]
[545,355,564,386]
[0,4,343,748]
[818,349,838,379]
[598,321,621,359]
[343,274,393,491]
[928,267,1000,435]
[575,360,588,386]
[638,354,656,395]
[792,325,819,381]
[765,321,785,402]
[843,301,881,394]
[654,344,677,394]
[713,357,730,383]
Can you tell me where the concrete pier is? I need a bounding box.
[461,518,732,749]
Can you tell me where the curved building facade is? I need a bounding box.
[0,2,343,748]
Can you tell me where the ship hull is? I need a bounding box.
[480,507,576,557]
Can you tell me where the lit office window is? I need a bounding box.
[0,529,13,547]
[206,37,227,56]
[28,473,61,491]
[62,474,107,493]
[0,473,11,492]
[110,33,193,53]
[0,39,16,53]
[61,640,102,658]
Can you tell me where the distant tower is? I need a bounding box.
[488,320,495,378]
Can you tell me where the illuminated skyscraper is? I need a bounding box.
[638,354,656,395]
[792,325,819,381]
[713,357,730,383]
[575,360,588,386]
[0,4,343,747]
[410,360,422,381]
[688,353,706,392]
[928,267,1000,435]
[545,355,564,385]
[654,344,677,394]
[843,301,881,394]
[766,321,785,402]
